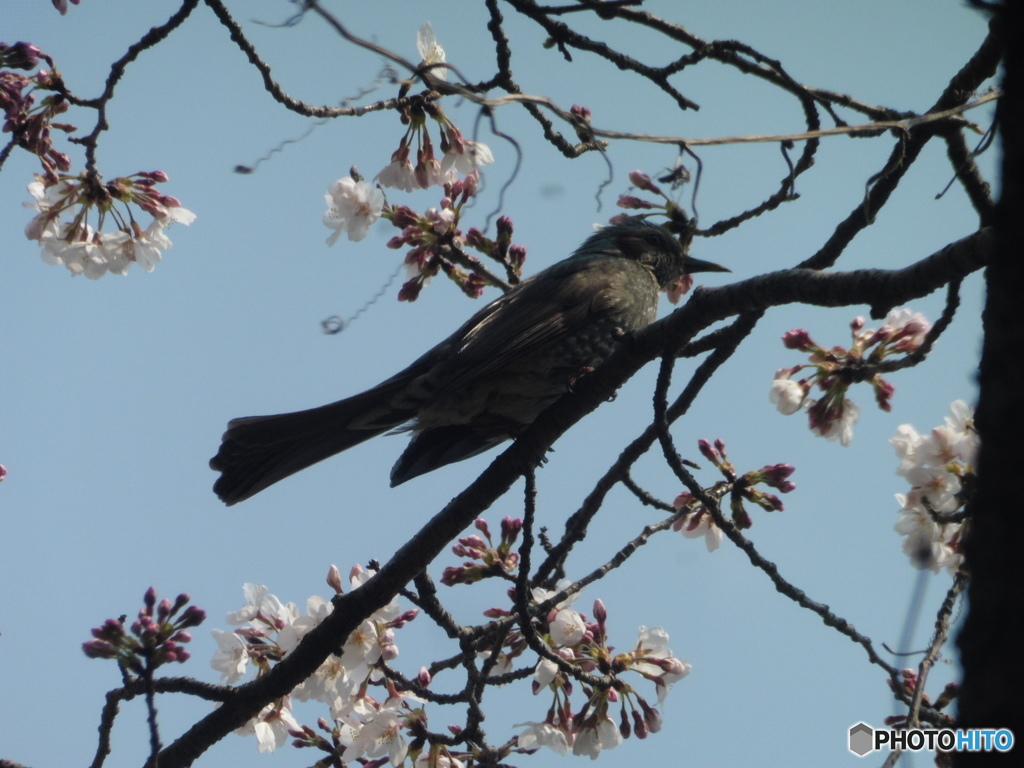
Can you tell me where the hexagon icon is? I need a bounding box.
[849,722,874,757]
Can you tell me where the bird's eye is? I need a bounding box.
[647,229,674,248]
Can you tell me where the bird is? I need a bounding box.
[210,219,729,504]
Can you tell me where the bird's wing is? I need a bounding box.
[431,255,651,391]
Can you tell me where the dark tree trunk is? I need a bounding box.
[956,2,1024,764]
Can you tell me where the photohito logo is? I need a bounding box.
[848,722,1014,757]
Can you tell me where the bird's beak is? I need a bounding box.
[682,255,731,274]
[664,254,730,304]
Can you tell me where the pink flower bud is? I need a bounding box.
[393,608,420,627]
[178,606,206,628]
[628,170,662,195]
[500,516,522,539]
[398,277,425,302]
[672,491,694,510]
[782,329,814,351]
[459,534,489,551]
[697,438,718,462]
[327,564,343,594]
[2,42,43,70]
[868,327,892,345]
[508,244,527,270]
[570,104,592,122]
[632,710,649,739]
[616,195,657,209]
[157,598,173,622]
[461,169,479,198]
[496,215,513,241]
[639,699,663,733]
[873,376,895,412]
[440,566,464,586]
[82,639,116,659]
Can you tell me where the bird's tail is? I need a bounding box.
[210,387,413,505]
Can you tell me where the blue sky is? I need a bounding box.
[1,2,996,766]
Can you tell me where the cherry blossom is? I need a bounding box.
[24,173,194,278]
[323,176,385,244]
[416,22,446,81]
[532,656,561,689]
[677,509,723,552]
[235,698,300,754]
[890,401,975,574]
[549,607,587,646]
[210,628,250,683]
[769,367,807,415]
[376,144,419,192]
[810,397,859,445]
[441,139,494,175]
[226,582,295,628]
[572,715,623,759]
[629,626,692,702]
[516,721,570,755]
[894,501,961,574]
[772,309,932,444]
[877,307,931,352]
[338,689,425,767]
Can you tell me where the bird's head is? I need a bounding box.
[586,219,730,303]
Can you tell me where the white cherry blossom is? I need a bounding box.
[323,176,385,244]
[416,22,446,81]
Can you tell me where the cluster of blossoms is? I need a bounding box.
[322,24,523,305]
[5,39,196,279]
[324,170,524,303]
[890,400,976,574]
[372,24,491,195]
[210,566,419,755]
[82,587,205,673]
[441,516,523,585]
[24,171,195,278]
[287,679,441,768]
[515,591,691,759]
[384,174,505,302]
[436,521,692,759]
[1,41,71,183]
[672,438,796,550]
[770,308,932,445]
